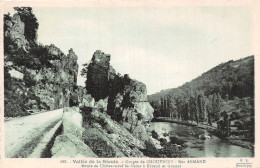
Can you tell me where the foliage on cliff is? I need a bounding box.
[81,50,154,124]
[13,7,39,42]
[81,50,155,154]
[4,8,79,117]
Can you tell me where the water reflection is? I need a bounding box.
[150,122,253,157]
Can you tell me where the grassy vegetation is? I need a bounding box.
[84,137,116,157]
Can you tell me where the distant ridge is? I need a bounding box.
[148,55,254,102]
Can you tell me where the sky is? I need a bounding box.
[5,6,253,95]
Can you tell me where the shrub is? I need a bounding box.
[14,7,39,42]
[159,138,167,146]
[84,137,116,157]
[151,130,159,139]
[4,73,29,117]
[137,113,143,120]
[4,90,28,117]
[29,43,52,69]
[170,136,186,145]
[141,141,160,157]
[159,143,188,158]
[24,70,36,87]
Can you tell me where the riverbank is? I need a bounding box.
[152,117,217,130]
[152,117,254,151]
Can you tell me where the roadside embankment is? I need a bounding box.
[51,107,97,158]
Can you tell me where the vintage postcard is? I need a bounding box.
[0,0,260,168]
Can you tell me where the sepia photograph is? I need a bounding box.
[1,1,259,167]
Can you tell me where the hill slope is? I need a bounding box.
[149,55,254,103]
[148,55,254,140]
[148,55,254,124]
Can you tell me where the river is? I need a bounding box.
[150,122,253,157]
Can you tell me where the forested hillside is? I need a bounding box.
[148,56,254,139]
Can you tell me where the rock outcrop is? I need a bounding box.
[4,12,79,116]
[84,50,154,141]
[17,46,78,111]
[4,9,158,158]
[28,47,78,110]
[5,13,29,52]
[86,50,115,101]
[81,107,145,157]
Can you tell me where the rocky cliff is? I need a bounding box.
[86,50,114,101]
[84,50,154,141]
[4,13,79,117]
[50,50,157,158]
[51,106,147,157]
[4,9,182,158]
[4,13,29,52]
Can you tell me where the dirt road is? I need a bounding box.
[4,109,63,158]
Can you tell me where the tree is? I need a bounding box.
[175,97,182,120]
[197,93,206,122]
[14,7,39,42]
[211,93,222,121]
[160,97,164,116]
[166,96,171,117]
[29,44,50,70]
[164,97,168,117]
[188,96,197,123]
[148,56,254,111]
[181,98,189,121]
[206,95,213,126]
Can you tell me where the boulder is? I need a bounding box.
[51,133,97,158]
[149,137,163,149]
[8,69,24,80]
[96,98,108,110]
[132,125,149,141]
[62,107,83,138]
[81,94,95,107]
